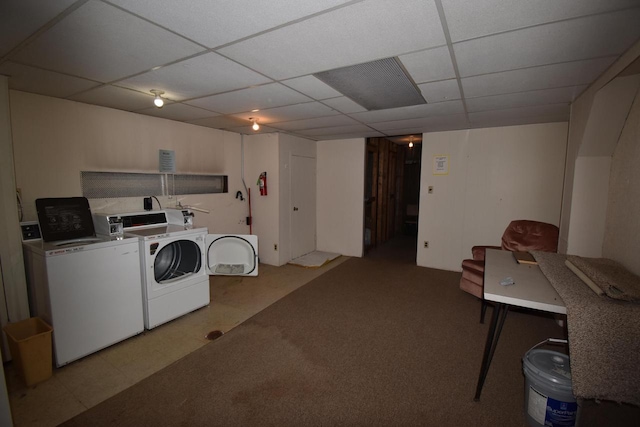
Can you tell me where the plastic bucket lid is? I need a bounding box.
[523,349,573,392]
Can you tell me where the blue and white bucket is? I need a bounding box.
[523,343,580,427]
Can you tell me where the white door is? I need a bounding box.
[290,155,316,260]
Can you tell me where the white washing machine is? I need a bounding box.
[94,210,258,329]
[22,197,145,367]
[23,236,144,367]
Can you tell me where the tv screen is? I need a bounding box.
[35,197,96,242]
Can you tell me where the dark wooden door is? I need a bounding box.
[364,140,379,252]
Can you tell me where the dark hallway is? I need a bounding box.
[365,234,417,265]
[364,134,421,260]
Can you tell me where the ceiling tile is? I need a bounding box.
[461,57,614,98]
[295,124,377,137]
[4,0,639,138]
[271,115,360,131]
[226,125,280,135]
[11,0,204,82]
[281,76,343,100]
[466,86,588,113]
[454,9,640,77]
[322,97,368,114]
[219,0,446,80]
[69,85,155,111]
[116,53,272,101]
[136,103,217,121]
[398,46,456,83]
[186,83,312,114]
[0,61,100,98]
[469,114,569,129]
[0,0,77,57]
[418,79,461,103]
[350,100,464,123]
[240,102,340,124]
[108,0,353,48]
[299,130,385,141]
[187,115,250,129]
[468,103,570,124]
[441,0,640,42]
[370,113,469,132]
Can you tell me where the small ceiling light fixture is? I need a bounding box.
[150,89,164,108]
[250,117,260,131]
[409,135,414,148]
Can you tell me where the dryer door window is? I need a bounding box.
[154,239,202,283]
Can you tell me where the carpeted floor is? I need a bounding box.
[61,238,638,426]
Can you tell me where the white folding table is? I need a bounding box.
[474,249,566,401]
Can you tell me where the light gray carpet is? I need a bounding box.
[61,239,638,426]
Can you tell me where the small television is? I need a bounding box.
[35,197,96,242]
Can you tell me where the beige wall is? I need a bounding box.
[564,75,640,257]
[562,39,640,274]
[566,156,611,256]
[417,123,568,272]
[243,133,280,265]
[9,92,323,267]
[560,40,640,254]
[242,132,318,266]
[316,138,365,257]
[10,91,249,236]
[10,44,639,277]
[603,88,640,275]
[1,79,30,360]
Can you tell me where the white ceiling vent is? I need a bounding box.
[313,57,426,111]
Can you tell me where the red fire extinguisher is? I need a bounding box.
[258,172,267,196]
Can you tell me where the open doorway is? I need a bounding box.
[364,135,422,259]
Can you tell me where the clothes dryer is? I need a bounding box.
[95,211,258,329]
[130,225,210,329]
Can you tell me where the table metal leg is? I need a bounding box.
[480,299,488,324]
[474,302,509,401]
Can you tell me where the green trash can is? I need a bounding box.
[3,317,53,386]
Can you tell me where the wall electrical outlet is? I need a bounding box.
[274,244,278,251]
[424,241,429,248]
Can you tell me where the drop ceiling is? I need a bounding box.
[1,0,639,140]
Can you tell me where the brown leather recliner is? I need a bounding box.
[460,220,559,322]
